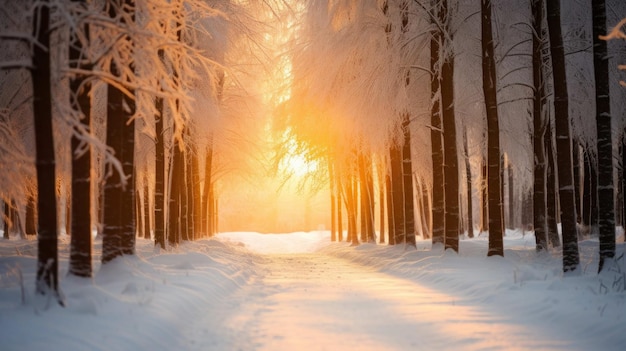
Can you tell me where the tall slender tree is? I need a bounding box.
[531,0,548,252]
[546,0,580,272]
[68,0,92,277]
[430,0,445,246]
[481,0,504,256]
[440,0,460,252]
[592,0,615,272]
[102,0,137,263]
[31,0,61,301]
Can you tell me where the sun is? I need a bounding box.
[281,152,318,178]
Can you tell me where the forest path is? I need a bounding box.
[183,253,563,351]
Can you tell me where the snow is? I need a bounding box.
[0,230,625,350]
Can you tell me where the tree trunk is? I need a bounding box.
[180,149,190,241]
[481,0,504,256]
[572,140,581,223]
[3,200,10,239]
[202,143,213,236]
[480,159,488,232]
[154,94,165,249]
[545,118,561,247]
[531,0,548,252]
[440,0,459,252]
[379,164,386,243]
[593,0,615,272]
[430,0,445,246]
[546,0,580,272]
[402,116,416,246]
[69,0,92,277]
[169,143,183,246]
[25,194,37,236]
[32,0,60,300]
[463,128,474,238]
[191,146,201,238]
[329,158,337,242]
[390,143,404,245]
[143,182,150,239]
[102,0,136,263]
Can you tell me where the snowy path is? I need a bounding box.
[183,252,567,351]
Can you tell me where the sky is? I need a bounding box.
[1,229,625,350]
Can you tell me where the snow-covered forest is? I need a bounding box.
[1,0,626,348]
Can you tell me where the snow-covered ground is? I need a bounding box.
[0,230,624,350]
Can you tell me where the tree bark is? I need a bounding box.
[390,143,404,245]
[545,119,561,247]
[329,158,337,242]
[481,0,504,256]
[430,0,445,246]
[440,0,460,252]
[531,0,548,252]
[202,143,214,236]
[463,128,474,238]
[402,116,416,246]
[32,0,60,300]
[102,0,136,263]
[546,0,580,272]
[69,0,92,277]
[592,0,615,272]
[154,94,165,249]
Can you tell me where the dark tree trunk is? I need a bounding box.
[507,161,515,229]
[546,0,580,272]
[154,94,165,249]
[390,143,404,245]
[169,143,183,246]
[191,147,201,238]
[143,182,150,239]
[202,143,213,236]
[69,0,92,277]
[385,168,394,244]
[430,0,445,246]
[581,150,594,232]
[572,140,581,223]
[622,134,626,230]
[545,119,561,247]
[25,194,37,236]
[329,158,337,242]
[32,0,60,300]
[440,0,459,252]
[379,165,386,243]
[3,201,9,239]
[180,149,190,241]
[463,128,474,238]
[593,0,615,272]
[480,159,489,232]
[402,116,416,246]
[337,182,344,242]
[482,0,504,256]
[102,0,136,263]
[531,0,548,252]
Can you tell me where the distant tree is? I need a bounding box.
[592,0,615,273]
[546,0,580,272]
[31,0,61,301]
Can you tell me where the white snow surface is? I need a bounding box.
[0,230,625,350]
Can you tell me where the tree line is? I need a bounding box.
[0,0,271,303]
[280,0,626,273]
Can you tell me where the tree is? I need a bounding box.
[68,0,92,278]
[481,0,504,257]
[31,0,61,301]
[531,0,548,252]
[430,0,445,247]
[440,0,460,252]
[592,0,615,273]
[102,0,137,264]
[546,0,580,272]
